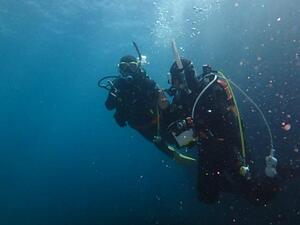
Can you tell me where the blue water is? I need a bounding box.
[1,0,300,224]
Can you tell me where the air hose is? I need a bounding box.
[192,74,218,120]
[191,71,277,177]
[98,75,119,91]
[190,73,248,176]
[218,72,247,165]
[218,71,277,177]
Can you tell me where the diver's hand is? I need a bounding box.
[157,89,169,110]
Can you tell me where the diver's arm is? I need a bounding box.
[105,92,117,110]
[157,88,170,110]
[145,79,160,99]
[105,79,123,110]
[144,78,170,112]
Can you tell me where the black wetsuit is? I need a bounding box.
[105,73,160,142]
[105,72,178,159]
[168,69,284,205]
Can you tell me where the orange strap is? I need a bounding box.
[217,79,238,117]
[217,79,233,101]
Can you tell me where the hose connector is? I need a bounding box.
[265,149,278,178]
[153,135,162,144]
[240,165,251,179]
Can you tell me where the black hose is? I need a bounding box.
[132,41,142,61]
[98,75,119,90]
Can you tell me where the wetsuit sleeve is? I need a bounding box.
[105,92,117,110]
[145,79,159,99]
[105,79,122,110]
[104,78,128,127]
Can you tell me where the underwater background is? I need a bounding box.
[1,0,300,224]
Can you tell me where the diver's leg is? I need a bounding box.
[197,143,221,204]
[135,126,157,143]
[242,177,280,206]
[276,163,300,181]
[229,163,300,206]
[197,167,220,204]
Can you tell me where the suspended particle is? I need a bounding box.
[277,17,281,22]
[296,53,300,67]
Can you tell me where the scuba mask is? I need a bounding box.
[118,43,143,78]
[118,61,140,75]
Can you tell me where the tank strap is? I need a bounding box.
[217,79,233,101]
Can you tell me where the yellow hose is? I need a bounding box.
[218,71,246,164]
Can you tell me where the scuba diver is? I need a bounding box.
[165,41,299,205]
[99,42,196,164]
